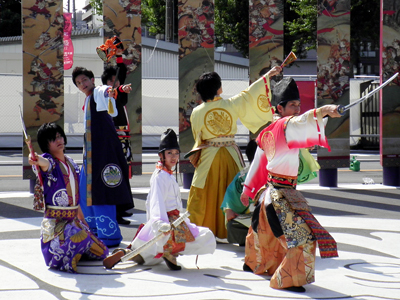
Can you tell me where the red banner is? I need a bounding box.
[63,13,74,70]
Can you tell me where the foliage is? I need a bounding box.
[284,0,317,59]
[0,0,22,37]
[214,0,249,58]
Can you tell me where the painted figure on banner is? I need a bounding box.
[22,0,64,184]
[178,0,215,58]
[249,0,284,87]
[178,0,215,154]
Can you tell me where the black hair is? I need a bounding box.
[245,139,257,163]
[72,66,94,86]
[101,66,118,85]
[37,123,67,154]
[196,72,222,102]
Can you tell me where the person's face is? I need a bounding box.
[48,132,65,154]
[75,74,95,96]
[159,149,180,171]
[278,100,301,117]
[217,86,223,95]
[106,75,120,87]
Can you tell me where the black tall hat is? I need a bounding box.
[272,77,300,106]
[159,128,180,153]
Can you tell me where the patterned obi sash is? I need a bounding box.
[267,171,297,189]
[162,209,195,256]
[45,205,78,221]
[205,135,235,147]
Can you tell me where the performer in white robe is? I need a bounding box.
[103,129,216,270]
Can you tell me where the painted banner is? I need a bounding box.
[178,0,215,174]
[103,0,142,175]
[22,0,64,179]
[248,0,284,138]
[249,0,284,86]
[316,0,351,169]
[63,12,73,70]
[380,0,400,167]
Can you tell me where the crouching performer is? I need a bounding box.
[29,123,109,273]
[103,129,216,270]
[242,78,341,292]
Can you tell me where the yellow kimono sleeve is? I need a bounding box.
[228,75,274,133]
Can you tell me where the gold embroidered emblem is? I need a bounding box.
[257,94,271,112]
[260,131,275,161]
[204,108,232,136]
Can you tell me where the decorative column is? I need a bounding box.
[249,0,284,89]
[103,0,142,175]
[178,0,215,188]
[316,0,351,187]
[380,0,400,186]
[22,0,64,186]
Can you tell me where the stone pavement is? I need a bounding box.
[1,184,400,300]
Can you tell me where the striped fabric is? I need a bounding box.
[297,210,338,258]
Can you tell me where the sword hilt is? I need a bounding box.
[337,105,346,116]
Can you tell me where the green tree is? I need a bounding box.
[0,0,22,37]
[284,0,317,59]
[214,0,249,58]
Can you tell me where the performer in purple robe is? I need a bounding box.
[72,66,134,247]
[29,123,108,273]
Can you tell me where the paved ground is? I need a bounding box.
[1,151,400,300]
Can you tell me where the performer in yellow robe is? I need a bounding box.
[186,66,282,239]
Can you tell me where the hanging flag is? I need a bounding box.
[64,12,74,70]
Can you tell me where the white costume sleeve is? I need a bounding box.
[286,108,330,150]
[93,85,118,117]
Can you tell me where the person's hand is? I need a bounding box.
[321,105,341,118]
[28,152,39,166]
[225,209,238,221]
[266,66,282,78]
[121,83,132,94]
[240,192,250,207]
[108,87,118,98]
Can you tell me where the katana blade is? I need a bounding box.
[19,105,29,141]
[338,72,398,115]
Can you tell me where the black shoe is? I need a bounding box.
[163,257,181,271]
[243,263,252,272]
[117,217,130,225]
[120,211,133,217]
[284,286,306,293]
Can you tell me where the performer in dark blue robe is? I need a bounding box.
[72,66,133,247]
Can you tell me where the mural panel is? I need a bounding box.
[22,0,64,179]
[381,0,400,167]
[103,0,142,175]
[178,0,215,173]
[316,0,351,168]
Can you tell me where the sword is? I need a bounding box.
[120,211,191,263]
[337,72,398,115]
[19,105,43,187]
